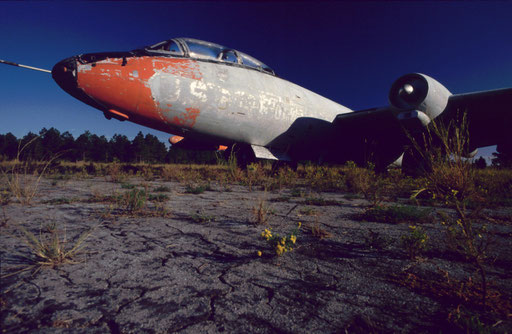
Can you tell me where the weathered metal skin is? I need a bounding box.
[68,54,351,152]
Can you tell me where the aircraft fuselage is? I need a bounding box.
[55,53,351,154]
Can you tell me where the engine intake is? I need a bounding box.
[389,73,452,122]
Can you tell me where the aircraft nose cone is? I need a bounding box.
[52,56,78,95]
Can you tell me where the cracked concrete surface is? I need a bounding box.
[1,177,511,333]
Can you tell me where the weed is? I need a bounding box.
[393,269,511,332]
[148,193,169,202]
[298,207,318,216]
[260,222,300,256]
[153,185,170,192]
[252,197,271,225]
[121,182,136,189]
[410,114,491,307]
[118,188,147,213]
[401,225,429,259]
[289,188,306,198]
[2,137,61,205]
[190,212,215,224]
[364,229,390,250]
[3,222,100,277]
[1,188,11,206]
[107,161,126,183]
[310,221,333,239]
[185,183,212,194]
[355,205,432,225]
[343,161,386,206]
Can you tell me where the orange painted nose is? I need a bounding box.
[52,56,107,112]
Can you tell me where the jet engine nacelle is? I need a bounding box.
[389,73,452,122]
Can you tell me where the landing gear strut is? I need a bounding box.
[224,144,256,169]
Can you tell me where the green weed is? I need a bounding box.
[401,225,429,259]
[153,185,171,192]
[259,222,300,256]
[355,205,432,225]
[148,193,169,202]
[185,183,212,194]
[190,212,215,224]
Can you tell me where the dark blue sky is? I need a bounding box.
[1,1,511,158]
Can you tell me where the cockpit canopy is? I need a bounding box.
[145,38,275,76]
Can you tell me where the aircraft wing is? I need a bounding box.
[329,82,511,168]
[439,88,512,150]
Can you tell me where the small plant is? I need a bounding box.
[118,188,147,213]
[365,229,390,250]
[0,189,11,206]
[259,222,300,256]
[184,183,212,194]
[401,225,429,259]
[148,193,169,202]
[343,161,386,206]
[121,182,136,189]
[153,185,170,192]
[3,222,100,277]
[298,207,317,216]
[409,115,491,307]
[2,136,61,205]
[355,204,432,225]
[310,221,333,239]
[190,212,215,224]
[107,161,126,183]
[252,197,271,225]
[289,188,306,198]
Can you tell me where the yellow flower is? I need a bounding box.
[261,229,272,240]
[290,235,296,244]
[280,237,286,246]
[298,222,302,228]
[276,244,285,256]
[257,251,262,257]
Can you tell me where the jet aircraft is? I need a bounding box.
[2,38,511,170]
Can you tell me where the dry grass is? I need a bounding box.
[2,137,61,205]
[252,197,271,225]
[2,222,100,277]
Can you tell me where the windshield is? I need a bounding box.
[146,38,275,75]
[146,40,183,55]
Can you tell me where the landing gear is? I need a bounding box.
[223,143,256,169]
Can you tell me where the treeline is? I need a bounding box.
[0,128,218,164]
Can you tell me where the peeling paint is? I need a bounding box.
[74,53,350,148]
[76,56,203,131]
[172,107,200,127]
